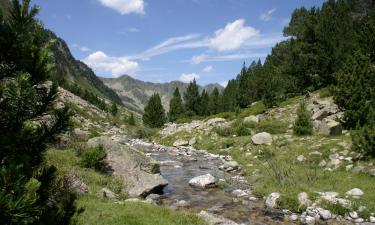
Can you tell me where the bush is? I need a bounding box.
[293,101,313,135]
[214,120,251,137]
[132,127,156,139]
[351,113,375,157]
[80,145,106,170]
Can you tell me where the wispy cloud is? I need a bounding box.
[260,8,276,22]
[179,73,200,83]
[98,0,145,15]
[203,65,213,73]
[189,52,268,64]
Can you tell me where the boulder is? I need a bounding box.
[65,172,88,194]
[87,136,168,197]
[265,192,280,208]
[317,208,332,220]
[173,139,189,147]
[198,211,239,225]
[244,115,260,123]
[73,128,91,141]
[189,137,197,146]
[346,188,364,198]
[298,192,311,207]
[318,119,342,135]
[251,132,272,145]
[98,188,116,200]
[297,155,305,162]
[189,174,216,188]
[312,108,330,121]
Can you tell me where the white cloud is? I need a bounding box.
[260,8,276,21]
[127,27,140,32]
[98,0,145,15]
[209,19,259,51]
[83,51,139,77]
[179,73,200,83]
[203,65,213,73]
[79,46,92,52]
[220,80,228,88]
[189,52,267,64]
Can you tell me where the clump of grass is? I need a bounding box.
[293,101,313,136]
[215,179,229,190]
[239,101,266,118]
[319,200,351,216]
[80,145,107,171]
[319,87,333,98]
[255,119,288,134]
[214,120,251,137]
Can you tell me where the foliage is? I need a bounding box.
[168,87,184,122]
[293,101,313,135]
[351,110,375,157]
[143,93,166,128]
[0,1,75,224]
[184,79,200,116]
[126,113,136,126]
[255,119,289,134]
[110,103,118,116]
[80,145,107,171]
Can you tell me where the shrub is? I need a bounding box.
[293,101,313,135]
[132,127,156,139]
[80,145,106,170]
[214,120,251,137]
[351,112,375,157]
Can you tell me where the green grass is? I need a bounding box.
[239,101,266,118]
[72,196,207,225]
[278,95,304,108]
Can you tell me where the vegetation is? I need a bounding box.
[0,1,75,224]
[80,145,107,171]
[168,87,184,122]
[293,101,313,135]
[143,93,166,128]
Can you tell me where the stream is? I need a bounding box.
[126,138,297,225]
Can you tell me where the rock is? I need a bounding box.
[352,165,365,174]
[189,174,216,188]
[298,192,311,207]
[222,161,239,172]
[73,128,91,141]
[309,151,322,157]
[312,108,330,121]
[244,115,260,123]
[297,155,305,162]
[370,216,375,223]
[354,218,364,223]
[65,172,88,194]
[146,194,162,203]
[87,136,168,197]
[173,139,189,147]
[349,211,358,219]
[232,189,249,198]
[370,169,375,177]
[317,208,332,220]
[346,188,364,198]
[318,119,342,136]
[198,211,239,225]
[304,216,316,225]
[251,132,272,145]
[176,200,189,207]
[290,214,299,221]
[99,188,116,200]
[265,192,280,209]
[319,160,327,167]
[189,137,197,146]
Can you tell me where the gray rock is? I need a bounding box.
[370,216,375,223]
[349,211,358,219]
[251,132,272,145]
[297,155,305,162]
[318,119,342,135]
[304,216,316,225]
[87,136,168,197]
[346,188,364,198]
[312,108,330,121]
[198,211,239,225]
[265,192,280,208]
[352,165,365,174]
[232,189,249,198]
[73,128,91,141]
[99,188,116,200]
[65,172,88,194]
[189,137,197,146]
[189,174,216,188]
[317,208,332,220]
[298,192,311,207]
[244,115,260,123]
[176,200,189,207]
[173,139,189,147]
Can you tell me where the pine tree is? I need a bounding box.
[221,79,238,112]
[208,87,220,115]
[293,101,313,135]
[143,93,166,128]
[127,113,136,126]
[199,89,209,116]
[184,79,200,116]
[352,109,375,157]
[0,1,75,224]
[110,103,118,116]
[168,87,184,122]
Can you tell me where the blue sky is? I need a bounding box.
[34,0,325,86]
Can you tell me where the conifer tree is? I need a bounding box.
[127,113,136,126]
[110,103,118,116]
[143,93,166,128]
[293,101,313,135]
[0,1,75,224]
[199,89,209,116]
[208,87,220,115]
[168,87,184,122]
[352,109,375,157]
[184,79,200,116]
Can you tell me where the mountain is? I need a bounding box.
[102,75,224,112]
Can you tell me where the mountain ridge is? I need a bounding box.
[101,75,224,112]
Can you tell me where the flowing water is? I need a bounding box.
[126,138,296,225]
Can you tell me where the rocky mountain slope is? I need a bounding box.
[102,75,224,111]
